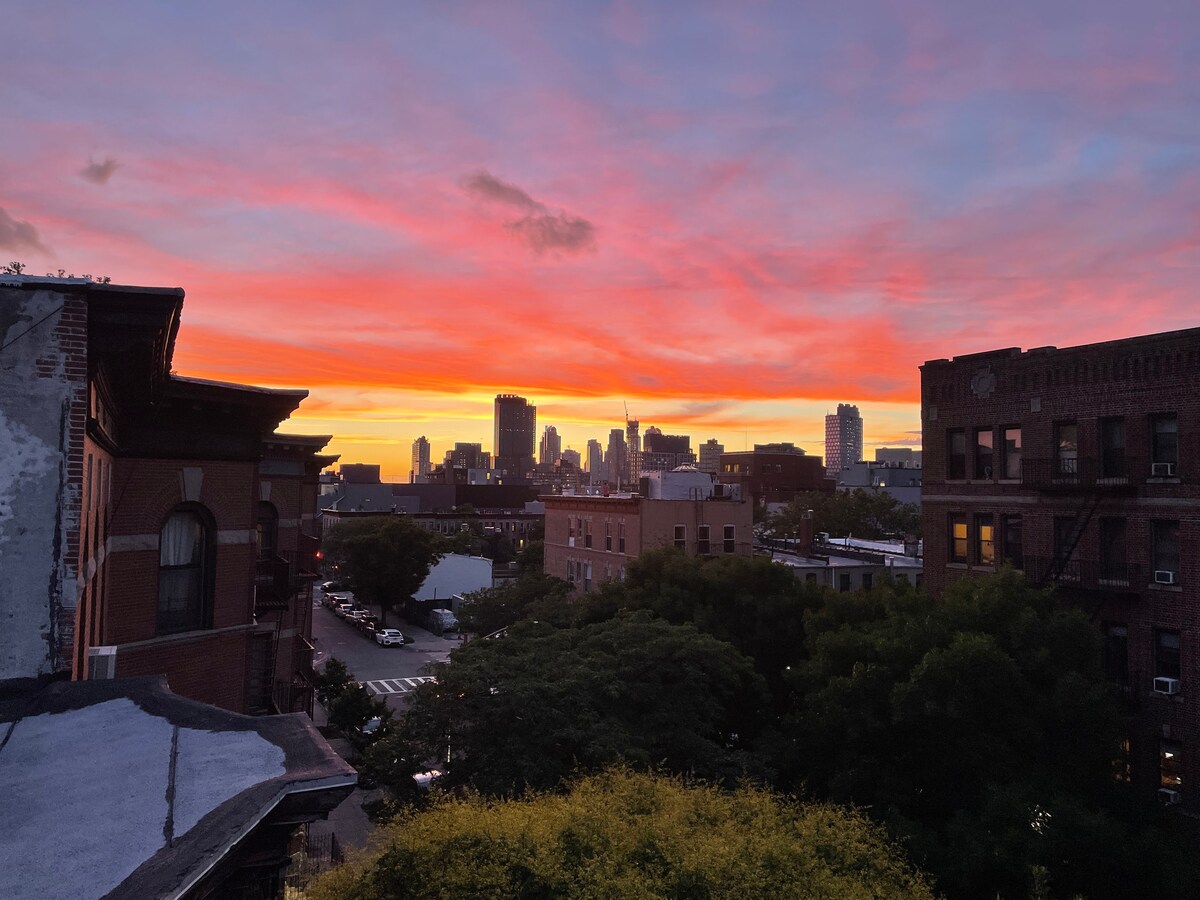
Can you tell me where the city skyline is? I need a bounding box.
[4,3,1197,479]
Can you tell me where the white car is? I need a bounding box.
[375,628,405,647]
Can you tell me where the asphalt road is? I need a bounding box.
[312,589,462,713]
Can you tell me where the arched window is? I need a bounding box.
[256,501,279,561]
[158,506,214,634]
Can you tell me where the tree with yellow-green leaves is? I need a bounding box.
[308,769,934,900]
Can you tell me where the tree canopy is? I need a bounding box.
[308,770,935,900]
[393,613,772,797]
[323,516,442,625]
[766,489,920,541]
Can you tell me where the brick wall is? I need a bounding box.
[921,328,1200,805]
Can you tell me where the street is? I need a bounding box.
[312,589,462,714]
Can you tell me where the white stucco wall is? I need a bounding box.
[0,289,76,679]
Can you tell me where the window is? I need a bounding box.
[576,518,583,540]
[1100,417,1126,478]
[1104,624,1129,685]
[1054,516,1081,579]
[697,525,710,555]
[1114,737,1132,784]
[158,507,214,635]
[1160,740,1183,789]
[1155,629,1181,680]
[723,525,736,553]
[1099,518,1128,582]
[584,563,592,592]
[861,573,873,591]
[568,517,575,540]
[618,522,626,554]
[974,428,994,479]
[584,519,592,548]
[605,521,612,552]
[567,560,576,585]
[1055,422,1078,475]
[1002,515,1023,569]
[1001,426,1022,479]
[805,572,818,584]
[947,429,966,479]
[949,514,968,563]
[838,573,852,592]
[255,501,278,561]
[1151,414,1178,473]
[1152,520,1180,580]
[674,525,686,549]
[974,514,995,565]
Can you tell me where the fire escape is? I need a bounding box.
[1024,453,1140,594]
[251,534,321,715]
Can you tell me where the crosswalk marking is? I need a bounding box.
[364,676,436,696]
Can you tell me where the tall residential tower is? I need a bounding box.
[494,394,537,481]
[825,403,863,476]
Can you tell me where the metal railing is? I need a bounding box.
[1024,556,1144,592]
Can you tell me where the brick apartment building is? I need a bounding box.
[543,468,753,592]
[719,442,833,506]
[2,278,333,715]
[921,326,1200,808]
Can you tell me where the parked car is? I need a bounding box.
[335,603,356,618]
[321,580,350,592]
[359,616,381,634]
[375,628,405,647]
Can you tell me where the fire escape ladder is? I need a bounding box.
[1040,492,1103,585]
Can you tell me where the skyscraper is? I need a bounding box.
[494,394,537,480]
[605,428,626,486]
[698,438,724,474]
[625,418,640,484]
[411,435,431,483]
[539,425,562,466]
[586,439,603,482]
[825,403,864,476]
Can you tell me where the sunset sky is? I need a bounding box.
[3,2,1198,480]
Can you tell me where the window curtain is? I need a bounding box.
[161,512,200,566]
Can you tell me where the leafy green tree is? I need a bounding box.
[578,548,822,710]
[323,516,442,625]
[308,769,935,900]
[771,489,919,541]
[514,537,543,574]
[314,657,392,753]
[454,572,572,635]
[397,613,772,796]
[780,570,1200,899]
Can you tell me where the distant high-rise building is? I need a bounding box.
[625,418,641,485]
[411,436,431,483]
[561,447,581,469]
[825,404,863,476]
[494,394,537,480]
[640,430,694,472]
[698,438,724,474]
[586,439,603,482]
[605,428,626,486]
[446,442,486,470]
[539,425,562,466]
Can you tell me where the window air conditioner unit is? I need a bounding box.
[1154,570,1178,585]
[1158,788,1182,806]
[1152,462,1177,477]
[1153,676,1181,696]
[88,646,117,680]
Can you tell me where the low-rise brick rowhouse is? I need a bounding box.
[543,467,753,592]
[0,276,335,715]
[920,326,1200,810]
